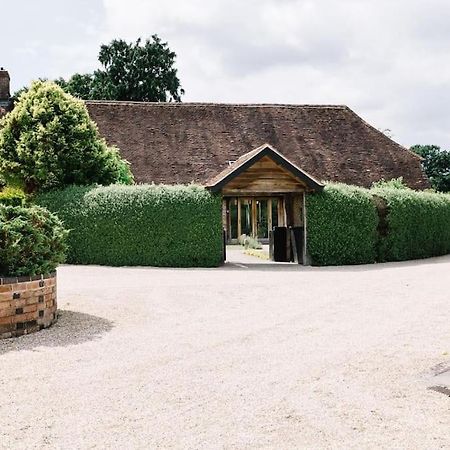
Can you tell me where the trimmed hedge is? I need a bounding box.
[36,184,223,267]
[306,184,379,265]
[0,205,68,276]
[307,183,450,265]
[374,188,450,261]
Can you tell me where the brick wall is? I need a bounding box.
[0,273,57,338]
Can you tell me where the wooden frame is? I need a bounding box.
[208,145,324,193]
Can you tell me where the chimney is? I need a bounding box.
[0,68,11,100]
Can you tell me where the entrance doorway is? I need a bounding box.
[224,197,283,243]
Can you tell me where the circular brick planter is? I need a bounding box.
[0,273,57,339]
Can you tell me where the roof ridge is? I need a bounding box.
[85,100,348,109]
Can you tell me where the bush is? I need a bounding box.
[371,177,409,190]
[0,80,133,193]
[306,184,379,265]
[0,187,27,207]
[36,184,223,267]
[238,234,262,250]
[0,205,68,276]
[374,187,450,261]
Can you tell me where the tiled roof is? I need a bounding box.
[86,101,429,189]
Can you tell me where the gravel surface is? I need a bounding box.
[1,256,449,449]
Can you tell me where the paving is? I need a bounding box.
[1,255,449,449]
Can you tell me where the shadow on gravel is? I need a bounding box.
[222,254,450,272]
[0,310,114,355]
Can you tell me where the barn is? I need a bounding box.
[86,101,428,246]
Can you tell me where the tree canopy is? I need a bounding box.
[0,81,133,193]
[410,144,450,192]
[55,36,184,102]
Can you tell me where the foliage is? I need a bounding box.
[307,182,450,265]
[36,184,223,267]
[410,144,450,192]
[373,187,450,261]
[55,36,184,102]
[0,81,133,193]
[238,234,262,249]
[371,177,409,190]
[0,205,68,276]
[306,184,379,265]
[0,187,27,206]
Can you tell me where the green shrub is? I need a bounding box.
[36,184,223,267]
[371,177,409,190]
[0,187,27,207]
[0,80,133,193]
[306,184,379,265]
[238,234,262,250]
[374,187,450,261]
[0,205,68,276]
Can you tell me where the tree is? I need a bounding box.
[0,81,134,193]
[56,36,184,102]
[410,144,450,192]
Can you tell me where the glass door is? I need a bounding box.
[225,196,284,242]
[256,199,269,239]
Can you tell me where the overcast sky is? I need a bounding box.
[2,0,450,148]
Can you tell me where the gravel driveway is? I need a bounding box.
[1,256,449,449]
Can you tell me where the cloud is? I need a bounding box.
[4,0,450,148]
[96,0,450,146]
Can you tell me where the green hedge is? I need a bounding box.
[307,183,450,265]
[36,184,223,267]
[0,187,27,207]
[306,184,379,265]
[374,188,450,261]
[0,205,68,277]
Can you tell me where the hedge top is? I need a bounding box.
[36,183,223,268]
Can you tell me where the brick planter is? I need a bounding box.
[0,273,57,339]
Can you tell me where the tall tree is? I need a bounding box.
[410,144,450,192]
[56,36,184,102]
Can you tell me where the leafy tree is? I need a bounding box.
[55,74,96,100]
[0,80,134,193]
[56,35,184,102]
[410,145,450,192]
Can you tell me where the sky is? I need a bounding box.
[2,0,450,148]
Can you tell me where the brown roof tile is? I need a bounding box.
[86,101,429,189]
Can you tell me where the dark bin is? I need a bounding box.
[273,226,289,262]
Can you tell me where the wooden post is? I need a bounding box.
[251,199,257,237]
[268,198,273,235]
[222,199,228,240]
[302,192,310,265]
[278,197,285,226]
[290,228,298,263]
[237,197,242,238]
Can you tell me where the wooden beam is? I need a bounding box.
[302,192,310,266]
[251,199,257,237]
[268,198,273,235]
[237,197,242,238]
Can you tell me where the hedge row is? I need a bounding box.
[36,184,223,267]
[306,183,450,265]
[374,188,450,261]
[306,184,379,265]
